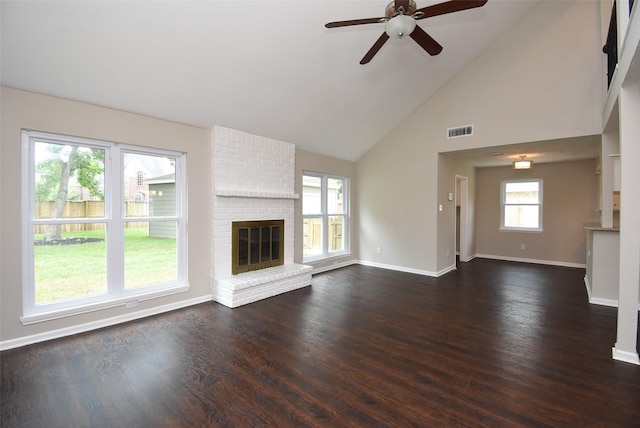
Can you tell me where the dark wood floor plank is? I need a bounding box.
[2,259,640,427]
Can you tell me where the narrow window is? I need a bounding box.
[302,173,349,261]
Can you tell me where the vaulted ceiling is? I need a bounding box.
[1,1,548,162]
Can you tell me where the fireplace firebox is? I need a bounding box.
[231,220,284,274]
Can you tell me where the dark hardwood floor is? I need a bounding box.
[2,259,640,427]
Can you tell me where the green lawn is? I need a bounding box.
[34,228,177,304]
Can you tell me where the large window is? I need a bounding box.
[22,130,187,322]
[302,173,349,261]
[500,179,543,231]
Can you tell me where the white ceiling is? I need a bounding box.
[1,0,546,162]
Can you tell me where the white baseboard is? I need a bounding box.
[590,297,619,307]
[475,254,586,269]
[583,275,592,302]
[612,347,640,365]
[0,295,212,351]
[358,260,439,277]
[436,264,457,276]
[585,275,640,309]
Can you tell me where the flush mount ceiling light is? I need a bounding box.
[513,155,533,170]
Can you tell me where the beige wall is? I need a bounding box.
[357,1,603,274]
[0,89,360,346]
[295,149,358,270]
[0,87,212,344]
[475,159,599,265]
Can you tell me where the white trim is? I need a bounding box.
[499,227,544,233]
[455,175,469,263]
[436,264,457,276]
[500,178,543,232]
[357,260,455,277]
[460,254,476,263]
[584,275,593,302]
[590,297,620,308]
[612,347,640,365]
[1,295,212,351]
[358,260,438,277]
[302,172,350,263]
[20,284,190,325]
[21,130,188,317]
[475,254,586,269]
[583,275,640,308]
[310,259,358,274]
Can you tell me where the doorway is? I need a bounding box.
[455,175,468,266]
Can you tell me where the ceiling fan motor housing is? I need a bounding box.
[385,0,418,17]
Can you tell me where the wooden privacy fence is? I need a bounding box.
[34,201,148,234]
[303,217,343,251]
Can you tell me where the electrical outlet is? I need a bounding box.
[125,300,138,309]
[376,246,381,254]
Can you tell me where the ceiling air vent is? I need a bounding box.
[447,125,473,139]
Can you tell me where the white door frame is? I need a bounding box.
[455,175,469,263]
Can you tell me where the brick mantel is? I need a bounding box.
[211,126,311,308]
[214,189,299,199]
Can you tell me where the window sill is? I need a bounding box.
[499,227,543,233]
[20,284,190,325]
[303,251,351,264]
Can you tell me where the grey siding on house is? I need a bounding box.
[149,183,176,238]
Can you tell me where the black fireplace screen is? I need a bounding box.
[232,220,284,274]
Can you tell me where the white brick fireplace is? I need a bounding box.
[212,126,312,308]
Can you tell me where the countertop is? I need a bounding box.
[583,222,620,232]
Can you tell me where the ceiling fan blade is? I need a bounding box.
[410,26,443,56]
[360,33,390,64]
[395,0,411,13]
[325,17,386,28]
[415,0,487,20]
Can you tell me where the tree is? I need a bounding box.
[36,143,104,241]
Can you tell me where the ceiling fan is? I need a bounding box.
[325,0,488,64]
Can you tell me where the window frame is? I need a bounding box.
[302,172,350,262]
[21,130,188,324]
[500,178,543,232]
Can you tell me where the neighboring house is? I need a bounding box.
[124,155,174,202]
[145,173,176,239]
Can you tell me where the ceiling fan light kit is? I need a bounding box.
[385,14,417,38]
[325,0,488,64]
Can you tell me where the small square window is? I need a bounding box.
[500,179,543,231]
